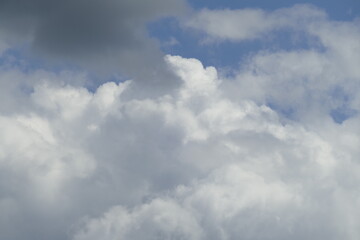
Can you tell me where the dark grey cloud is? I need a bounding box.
[0,0,188,87]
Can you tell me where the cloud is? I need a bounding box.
[1,52,359,239]
[186,4,360,123]
[0,4,360,240]
[223,17,360,123]
[73,198,204,240]
[0,0,187,85]
[71,54,359,238]
[185,4,327,42]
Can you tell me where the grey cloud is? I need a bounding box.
[0,0,187,87]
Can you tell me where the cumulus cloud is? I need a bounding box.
[0,4,360,240]
[70,55,360,239]
[1,52,359,239]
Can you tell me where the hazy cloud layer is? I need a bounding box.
[186,4,328,42]
[0,3,360,240]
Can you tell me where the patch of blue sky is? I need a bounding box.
[329,86,358,123]
[0,45,127,93]
[0,45,80,74]
[148,0,358,70]
[330,107,358,124]
[148,17,325,76]
[188,0,359,20]
[148,1,359,123]
[148,17,265,70]
[85,73,127,93]
[266,101,297,121]
[267,98,358,124]
[149,0,358,66]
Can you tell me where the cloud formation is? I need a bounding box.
[186,4,360,122]
[185,4,327,42]
[0,3,360,240]
[0,0,187,84]
[70,55,360,240]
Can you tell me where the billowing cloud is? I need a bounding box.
[0,3,360,240]
[1,51,359,239]
[70,56,360,240]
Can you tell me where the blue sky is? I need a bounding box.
[149,0,359,68]
[1,0,359,80]
[3,0,358,86]
[190,0,359,18]
[0,1,360,240]
[147,0,359,123]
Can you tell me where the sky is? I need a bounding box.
[0,0,359,239]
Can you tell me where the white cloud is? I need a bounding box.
[0,5,360,240]
[186,4,360,123]
[185,4,326,42]
[29,54,356,239]
[73,198,204,240]
[1,54,360,240]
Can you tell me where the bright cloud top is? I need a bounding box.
[0,3,359,240]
